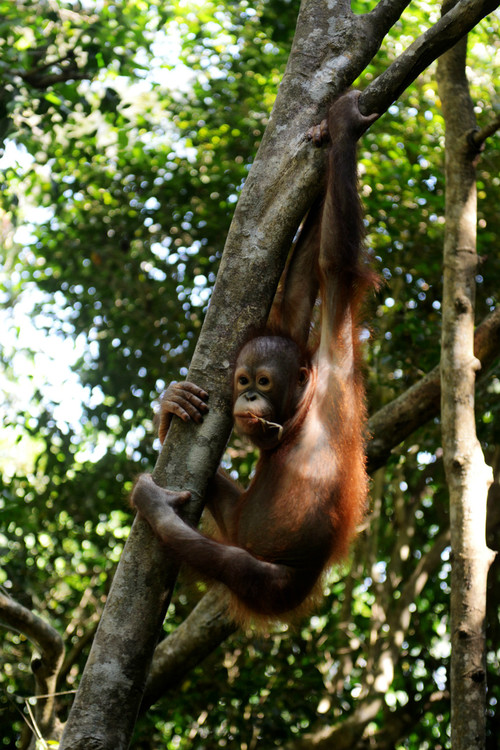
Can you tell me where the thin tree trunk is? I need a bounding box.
[436,7,495,747]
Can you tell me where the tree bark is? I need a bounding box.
[437,5,496,748]
[60,1,500,747]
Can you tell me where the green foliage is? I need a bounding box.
[0,1,499,748]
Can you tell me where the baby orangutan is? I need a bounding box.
[132,91,377,623]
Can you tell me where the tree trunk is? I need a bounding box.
[436,6,495,748]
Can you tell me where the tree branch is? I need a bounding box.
[471,112,500,147]
[360,0,500,115]
[0,592,64,673]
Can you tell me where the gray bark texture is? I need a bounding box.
[59,0,500,747]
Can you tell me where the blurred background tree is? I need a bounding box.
[0,0,499,748]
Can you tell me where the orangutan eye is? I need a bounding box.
[258,376,270,387]
[238,375,249,386]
